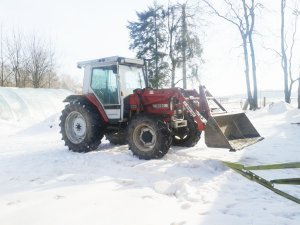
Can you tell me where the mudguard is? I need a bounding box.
[63,94,109,123]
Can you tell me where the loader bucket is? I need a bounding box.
[204,113,263,150]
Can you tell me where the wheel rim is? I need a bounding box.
[132,123,157,152]
[65,111,87,144]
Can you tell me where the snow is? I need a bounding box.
[0,88,300,225]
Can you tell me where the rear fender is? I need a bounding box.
[63,94,109,123]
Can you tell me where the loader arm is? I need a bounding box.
[176,90,207,131]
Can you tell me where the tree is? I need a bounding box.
[178,3,203,89]
[181,3,188,89]
[203,0,261,110]
[164,2,203,88]
[0,25,4,86]
[128,2,168,88]
[25,34,56,88]
[6,30,24,87]
[280,0,300,104]
[166,3,182,87]
[45,43,59,88]
[128,1,203,89]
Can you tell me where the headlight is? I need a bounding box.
[176,108,183,114]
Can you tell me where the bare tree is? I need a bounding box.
[244,0,258,108]
[166,4,181,87]
[203,0,261,110]
[44,43,58,88]
[25,35,55,88]
[6,30,24,87]
[165,2,203,88]
[0,25,4,86]
[280,0,300,103]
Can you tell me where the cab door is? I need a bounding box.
[90,65,121,120]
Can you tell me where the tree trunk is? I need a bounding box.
[181,4,187,89]
[168,13,176,88]
[249,36,258,109]
[298,77,300,109]
[15,70,21,88]
[242,34,254,109]
[281,0,290,103]
[246,0,258,109]
[171,62,176,88]
[154,9,159,85]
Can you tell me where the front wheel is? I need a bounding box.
[128,114,171,160]
[60,102,104,152]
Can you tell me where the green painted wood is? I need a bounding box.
[270,178,300,185]
[223,161,300,205]
[245,162,300,170]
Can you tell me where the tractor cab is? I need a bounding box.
[77,56,145,121]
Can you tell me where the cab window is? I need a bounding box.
[91,66,119,105]
[119,65,145,97]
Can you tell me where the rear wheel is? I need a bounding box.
[60,101,104,152]
[128,114,171,160]
[172,114,201,147]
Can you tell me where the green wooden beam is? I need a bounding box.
[223,161,300,204]
[271,178,300,185]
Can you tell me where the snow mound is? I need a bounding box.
[153,177,192,197]
[249,101,300,124]
[0,87,72,123]
[267,101,295,114]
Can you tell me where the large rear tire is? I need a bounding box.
[172,114,201,147]
[60,101,104,152]
[128,114,172,160]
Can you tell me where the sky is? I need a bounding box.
[0,0,299,96]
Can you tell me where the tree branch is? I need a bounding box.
[202,0,241,29]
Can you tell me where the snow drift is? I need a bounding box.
[0,87,71,123]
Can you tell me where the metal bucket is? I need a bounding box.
[204,112,263,150]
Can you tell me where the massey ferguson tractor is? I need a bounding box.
[60,56,263,159]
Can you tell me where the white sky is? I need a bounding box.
[0,0,299,96]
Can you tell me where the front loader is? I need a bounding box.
[59,56,263,159]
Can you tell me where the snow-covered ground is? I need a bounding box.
[0,88,299,225]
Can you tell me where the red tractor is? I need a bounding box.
[60,56,262,159]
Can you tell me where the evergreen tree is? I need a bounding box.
[128,2,168,88]
[128,1,203,89]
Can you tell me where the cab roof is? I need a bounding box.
[77,56,144,68]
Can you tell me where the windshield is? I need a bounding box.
[119,65,145,97]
